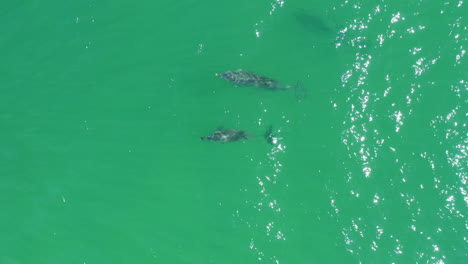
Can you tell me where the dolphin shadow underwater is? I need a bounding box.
[295,9,334,35]
[294,9,373,50]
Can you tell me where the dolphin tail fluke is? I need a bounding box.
[294,81,307,99]
[264,125,273,138]
[264,125,277,145]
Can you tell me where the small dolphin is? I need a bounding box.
[201,128,251,143]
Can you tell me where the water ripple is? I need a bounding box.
[329,0,467,262]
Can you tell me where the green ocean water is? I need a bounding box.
[1,0,466,263]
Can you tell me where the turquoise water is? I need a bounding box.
[1,0,466,263]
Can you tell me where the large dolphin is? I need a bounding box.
[216,69,294,90]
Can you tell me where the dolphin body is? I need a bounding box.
[216,69,293,90]
[201,128,251,143]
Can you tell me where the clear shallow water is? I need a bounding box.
[1,0,466,263]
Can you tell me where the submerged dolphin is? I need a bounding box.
[216,69,305,98]
[201,128,251,143]
[295,10,333,34]
[216,69,294,90]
